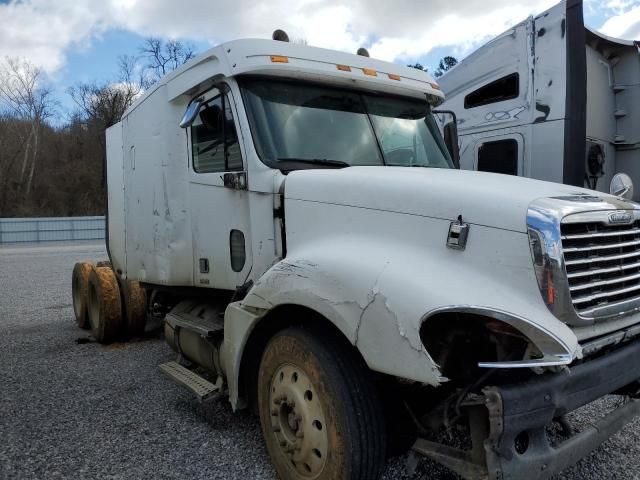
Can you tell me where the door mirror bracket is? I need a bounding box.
[433,109,460,169]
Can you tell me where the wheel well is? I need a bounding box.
[420,312,530,384]
[237,304,360,413]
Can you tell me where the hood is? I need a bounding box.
[284,167,625,233]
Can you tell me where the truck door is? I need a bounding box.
[187,87,252,290]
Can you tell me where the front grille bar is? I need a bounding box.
[562,227,640,241]
[569,271,640,292]
[572,283,640,305]
[565,250,640,267]
[567,260,640,279]
[563,238,640,254]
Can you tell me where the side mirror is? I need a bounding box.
[610,173,634,200]
[433,110,460,169]
[180,98,203,128]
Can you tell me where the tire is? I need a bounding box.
[87,266,123,344]
[72,262,94,329]
[257,325,386,480]
[120,280,147,338]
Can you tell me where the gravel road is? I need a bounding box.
[1,241,638,479]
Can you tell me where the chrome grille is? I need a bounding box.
[561,219,640,317]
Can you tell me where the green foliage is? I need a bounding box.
[434,56,458,78]
[407,62,427,72]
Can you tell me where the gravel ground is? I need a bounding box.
[1,241,639,479]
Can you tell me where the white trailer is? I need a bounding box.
[70,29,640,480]
[438,0,640,200]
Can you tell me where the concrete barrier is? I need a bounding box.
[0,216,105,243]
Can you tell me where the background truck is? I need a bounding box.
[438,0,640,200]
[72,29,640,480]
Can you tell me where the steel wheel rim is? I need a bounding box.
[269,363,328,478]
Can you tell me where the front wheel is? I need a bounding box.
[257,326,386,480]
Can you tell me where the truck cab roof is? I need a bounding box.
[123,37,444,118]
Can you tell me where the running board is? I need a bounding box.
[159,361,223,403]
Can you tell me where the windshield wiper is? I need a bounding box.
[275,157,350,172]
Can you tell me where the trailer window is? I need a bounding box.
[191,93,243,173]
[464,73,519,109]
[477,139,518,175]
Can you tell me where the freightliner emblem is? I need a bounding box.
[608,211,633,225]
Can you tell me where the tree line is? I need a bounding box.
[0,38,194,217]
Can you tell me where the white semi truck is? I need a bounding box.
[71,30,640,480]
[438,0,640,201]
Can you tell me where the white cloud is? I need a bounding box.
[368,1,559,61]
[600,4,640,39]
[0,1,108,72]
[0,0,636,77]
[605,0,638,14]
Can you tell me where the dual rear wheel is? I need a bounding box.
[71,261,147,343]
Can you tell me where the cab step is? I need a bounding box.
[159,361,224,403]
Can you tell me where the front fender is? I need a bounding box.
[242,249,447,386]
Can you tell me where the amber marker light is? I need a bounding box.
[270,55,289,63]
[546,268,555,305]
[336,64,352,72]
[362,68,377,76]
[388,74,401,81]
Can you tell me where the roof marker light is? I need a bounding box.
[337,64,351,72]
[362,68,377,77]
[270,55,289,63]
[429,82,441,90]
[272,30,290,42]
[388,73,401,81]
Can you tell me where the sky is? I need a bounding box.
[0,0,639,121]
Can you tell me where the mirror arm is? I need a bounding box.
[433,109,461,169]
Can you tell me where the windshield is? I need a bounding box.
[240,77,453,170]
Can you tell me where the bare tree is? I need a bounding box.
[68,81,139,129]
[139,37,195,88]
[0,57,56,195]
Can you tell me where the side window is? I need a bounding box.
[191,93,243,173]
[464,73,519,109]
[477,139,518,176]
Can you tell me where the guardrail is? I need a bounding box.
[0,216,105,243]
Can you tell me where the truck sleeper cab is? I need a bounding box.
[438,0,640,201]
[70,31,640,480]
